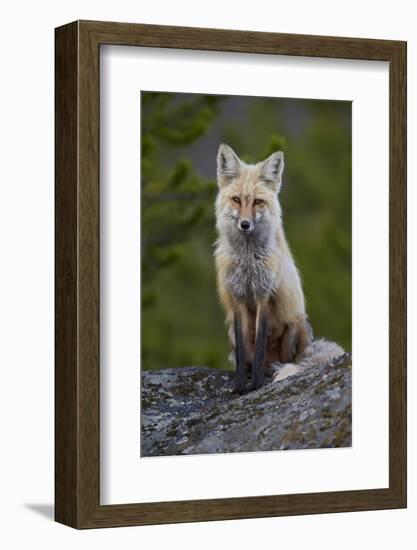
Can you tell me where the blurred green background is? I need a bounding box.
[141,91,351,371]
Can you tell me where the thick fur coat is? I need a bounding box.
[214,144,343,389]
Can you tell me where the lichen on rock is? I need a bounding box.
[141,354,352,457]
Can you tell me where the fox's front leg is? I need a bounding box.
[251,304,268,391]
[234,312,247,394]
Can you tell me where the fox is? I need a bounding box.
[214,143,344,393]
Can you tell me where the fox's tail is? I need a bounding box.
[273,339,346,382]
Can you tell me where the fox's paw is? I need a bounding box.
[249,366,264,391]
[232,382,248,396]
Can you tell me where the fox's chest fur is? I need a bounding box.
[224,238,279,304]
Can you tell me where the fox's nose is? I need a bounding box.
[240,220,250,231]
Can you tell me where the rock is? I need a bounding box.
[141,354,352,456]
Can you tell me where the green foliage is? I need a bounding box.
[141,93,227,370]
[141,92,351,371]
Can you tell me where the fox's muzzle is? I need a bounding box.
[239,218,254,233]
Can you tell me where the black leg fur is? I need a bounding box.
[251,312,268,390]
[234,313,246,394]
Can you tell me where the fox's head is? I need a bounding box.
[215,143,284,242]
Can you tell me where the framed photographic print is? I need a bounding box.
[55,20,406,528]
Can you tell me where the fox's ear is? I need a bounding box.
[217,144,241,186]
[260,151,285,192]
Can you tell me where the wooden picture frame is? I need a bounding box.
[55,20,407,528]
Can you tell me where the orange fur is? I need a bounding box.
[214,144,312,372]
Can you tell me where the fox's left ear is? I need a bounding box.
[260,151,285,192]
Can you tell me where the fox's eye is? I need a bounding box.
[254,199,264,206]
[232,196,241,205]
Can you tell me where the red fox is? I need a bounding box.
[214,144,344,393]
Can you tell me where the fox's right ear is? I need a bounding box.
[217,144,241,186]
